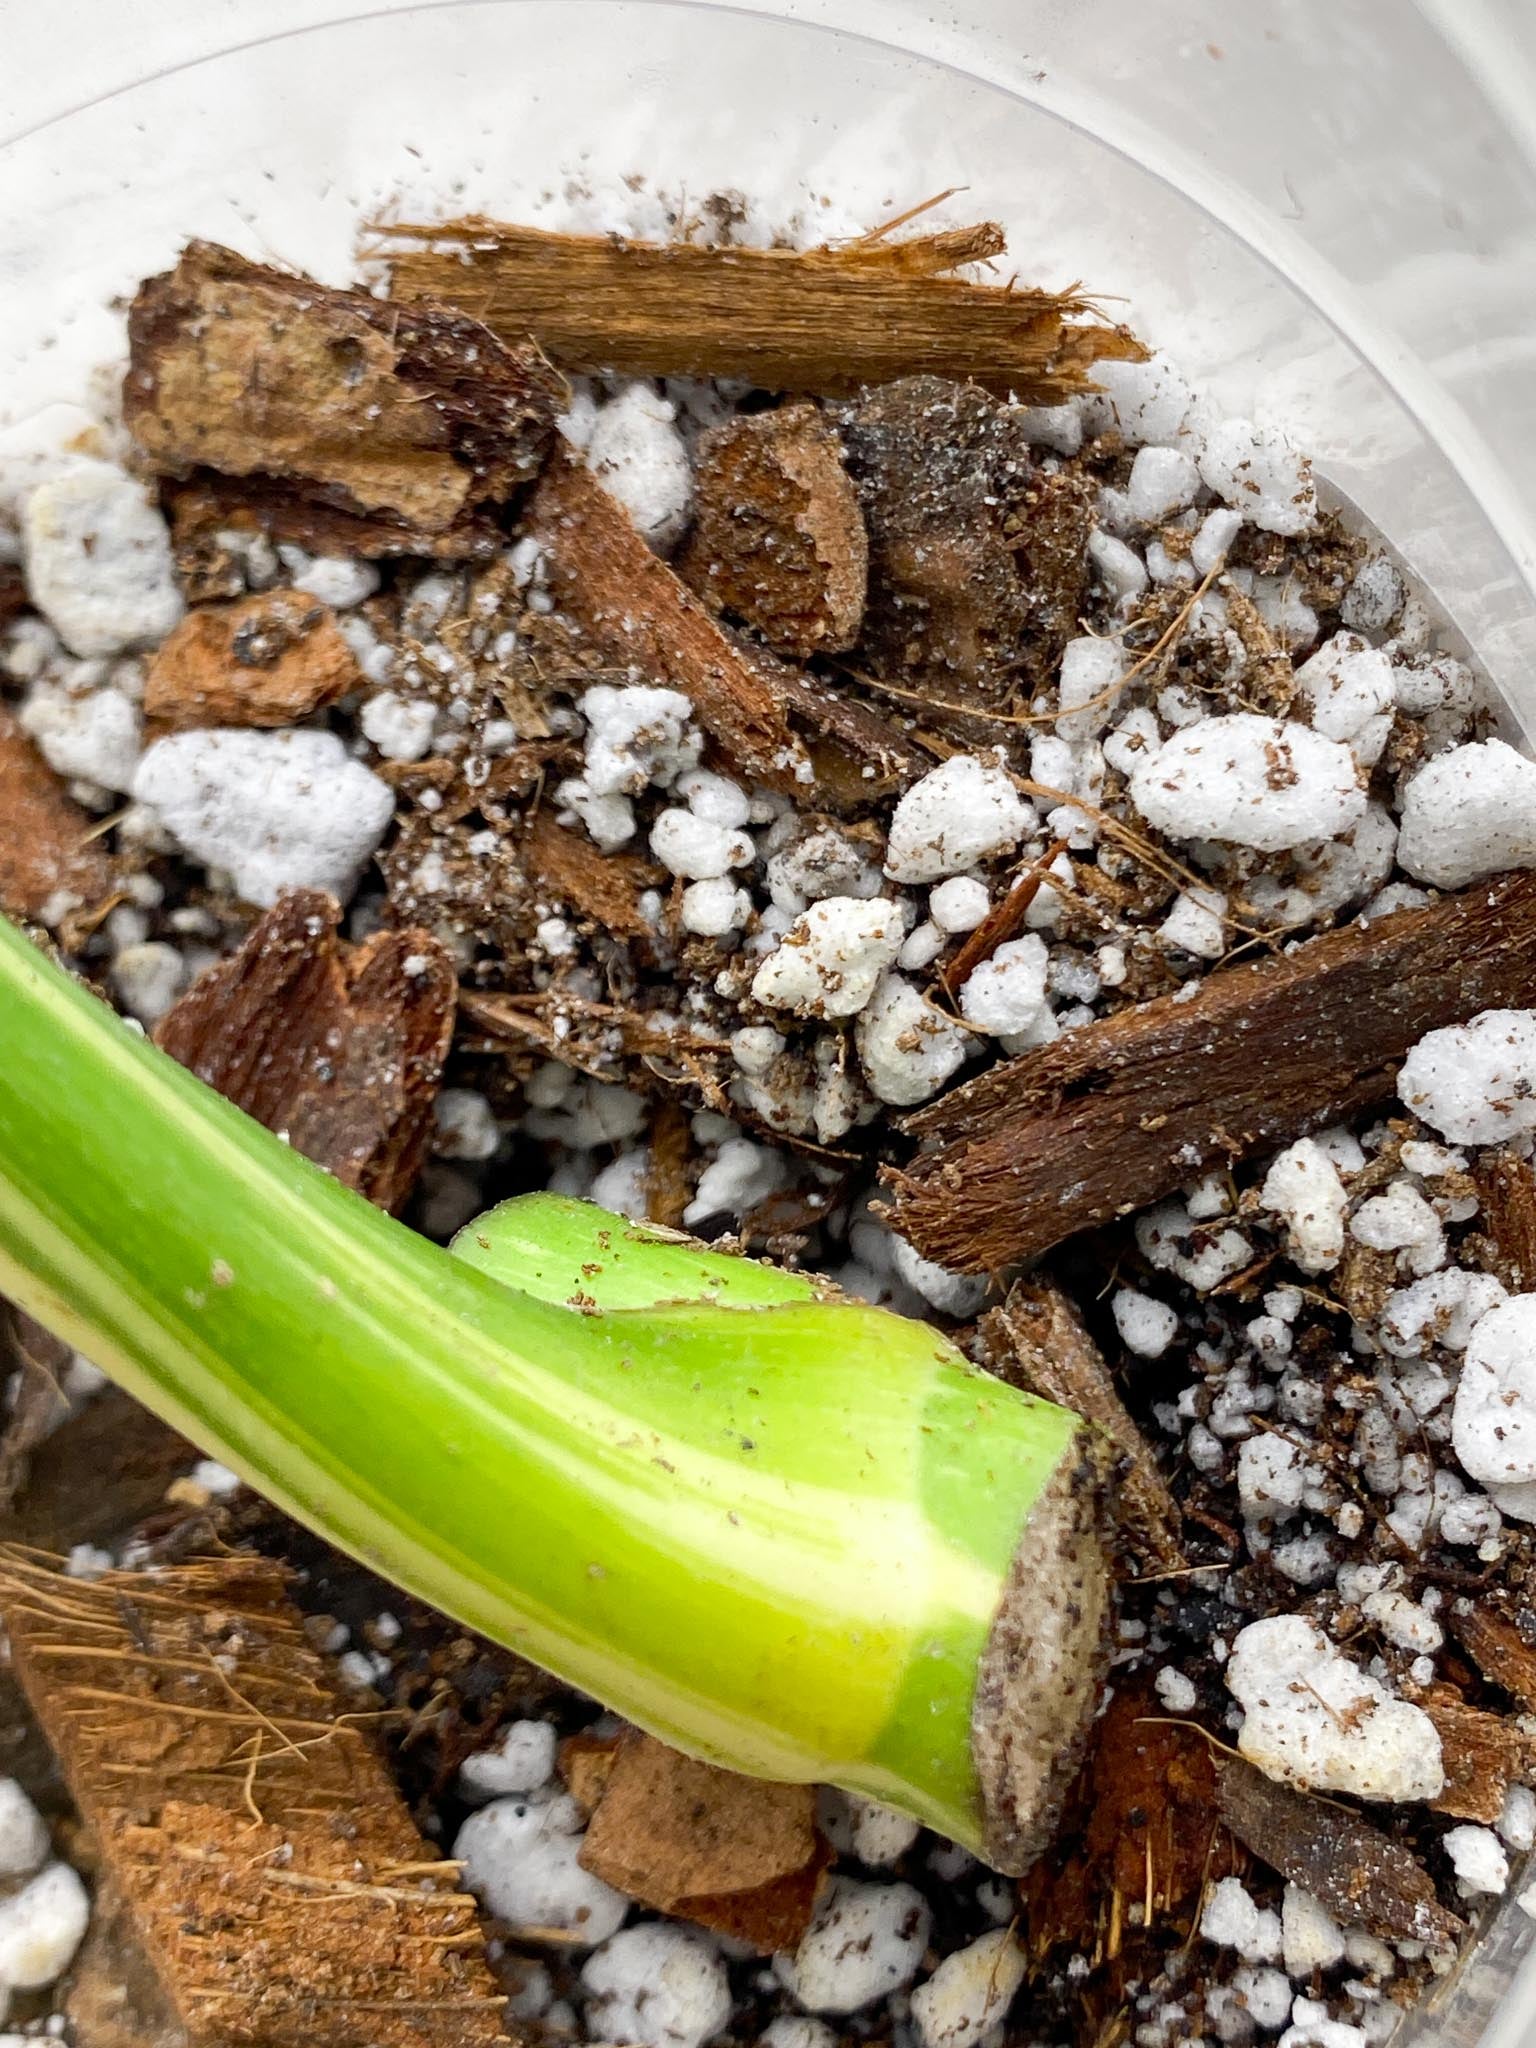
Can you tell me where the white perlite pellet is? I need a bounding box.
[855,974,969,1106]
[20,679,142,793]
[1112,1287,1179,1359]
[0,1862,90,1989]
[1396,740,1536,888]
[909,1929,1026,2048]
[580,683,700,796]
[584,382,694,551]
[1200,1877,1282,1964]
[890,1237,989,1319]
[1197,418,1316,536]
[22,463,183,656]
[1259,1140,1350,1274]
[751,897,904,1019]
[650,807,754,880]
[1443,1824,1510,1898]
[1226,1615,1443,1802]
[958,933,1050,1038]
[1452,1296,1536,1487]
[454,1794,627,1944]
[361,690,437,763]
[1282,1885,1346,1976]
[1397,1009,1536,1145]
[883,756,1034,883]
[580,1923,730,2048]
[778,1876,931,2014]
[0,1782,49,1879]
[132,728,394,908]
[432,1088,501,1162]
[1129,716,1364,854]
[758,2022,838,2048]
[928,875,989,934]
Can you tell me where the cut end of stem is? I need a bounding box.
[972,1426,1119,1875]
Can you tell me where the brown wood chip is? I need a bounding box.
[126,240,561,553]
[889,872,1536,1272]
[144,587,362,729]
[1423,1685,1536,1823]
[1023,1679,1232,1999]
[155,889,457,1213]
[833,377,1092,708]
[979,1281,1182,1573]
[382,216,1141,402]
[1449,1604,1536,1712]
[0,705,114,925]
[0,1548,511,2047]
[577,1730,830,1952]
[1473,1150,1536,1294]
[519,807,664,941]
[678,403,867,658]
[524,446,813,794]
[1215,1757,1464,1949]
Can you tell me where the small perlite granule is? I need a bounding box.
[883,756,1034,883]
[579,1923,730,2048]
[778,1877,931,2014]
[453,1794,627,1944]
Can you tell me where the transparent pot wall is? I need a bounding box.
[2,2,1534,2041]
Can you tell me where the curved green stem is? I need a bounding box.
[0,913,1097,1858]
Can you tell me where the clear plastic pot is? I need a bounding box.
[2,3,1534,2039]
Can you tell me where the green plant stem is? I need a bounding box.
[0,913,1094,1858]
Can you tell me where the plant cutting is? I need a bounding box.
[0,909,1114,1875]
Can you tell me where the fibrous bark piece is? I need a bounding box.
[1423,1686,1536,1823]
[144,587,362,728]
[577,1730,830,1952]
[0,1548,510,2048]
[0,705,114,924]
[1448,1604,1536,1713]
[525,449,922,809]
[126,240,561,554]
[167,474,503,571]
[1473,1150,1536,1294]
[833,376,1092,709]
[678,404,867,658]
[519,807,664,942]
[156,888,457,1213]
[890,872,1536,1272]
[980,1280,1182,1573]
[1022,1678,1231,2000]
[1215,1757,1463,1949]
[382,216,1141,401]
[524,447,812,794]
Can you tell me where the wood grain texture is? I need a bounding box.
[889,873,1536,1272]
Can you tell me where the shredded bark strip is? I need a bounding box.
[1472,1148,1536,1294]
[890,871,1536,1272]
[1215,1758,1464,1949]
[1422,1686,1536,1824]
[0,1548,510,2048]
[1448,1604,1536,1713]
[0,705,114,925]
[126,240,562,555]
[156,890,457,1213]
[380,216,1140,399]
[980,1280,1183,1573]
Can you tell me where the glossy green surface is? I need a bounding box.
[0,914,1081,1848]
